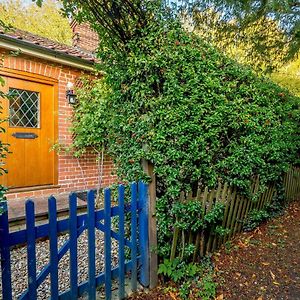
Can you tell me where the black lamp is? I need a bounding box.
[66,82,77,105]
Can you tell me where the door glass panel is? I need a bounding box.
[8,88,40,128]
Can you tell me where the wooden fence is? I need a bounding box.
[283,167,300,201]
[0,182,150,300]
[170,167,300,261]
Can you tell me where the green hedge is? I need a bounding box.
[71,14,300,256]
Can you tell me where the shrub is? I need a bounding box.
[71,4,300,257]
[158,257,216,300]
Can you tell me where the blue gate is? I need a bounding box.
[0,181,149,299]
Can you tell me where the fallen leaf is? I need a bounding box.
[254,228,262,234]
[216,294,224,300]
[238,241,248,248]
[169,291,177,300]
[257,297,263,300]
[262,262,270,266]
[273,281,280,286]
[270,270,276,280]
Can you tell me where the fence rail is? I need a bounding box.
[0,181,150,300]
[170,167,300,261]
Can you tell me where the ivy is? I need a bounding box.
[158,257,217,299]
[69,1,300,258]
[0,76,9,214]
[204,203,224,225]
[70,78,109,157]
[172,200,204,232]
[243,175,288,232]
[0,24,11,214]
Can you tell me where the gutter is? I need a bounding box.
[0,34,95,72]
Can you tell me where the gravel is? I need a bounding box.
[0,229,119,299]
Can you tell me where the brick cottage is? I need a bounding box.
[0,22,116,203]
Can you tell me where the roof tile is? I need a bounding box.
[0,26,96,63]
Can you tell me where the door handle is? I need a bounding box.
[12,132,38,139]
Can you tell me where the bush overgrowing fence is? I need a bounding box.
[170,167,300,261]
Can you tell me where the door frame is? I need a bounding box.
[0,67,59,188]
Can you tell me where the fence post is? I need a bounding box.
[0,201,12,300]
[141,160,158,289]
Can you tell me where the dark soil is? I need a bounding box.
[129,201,300,300]
[128,286,173,300]
[213,201,300,300]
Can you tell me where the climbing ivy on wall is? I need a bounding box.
[68,1,300,256]
[0,76,9,215]
[0,21,9,214]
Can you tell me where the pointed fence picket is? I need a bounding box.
[170,167,300,261]
[0,181,150,300]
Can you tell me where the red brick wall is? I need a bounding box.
[0,50,116,200]
[71,21,99,53]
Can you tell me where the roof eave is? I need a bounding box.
[0,34,95,72]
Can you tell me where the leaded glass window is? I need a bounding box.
[9,88,40,128]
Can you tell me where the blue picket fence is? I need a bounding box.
[0,181,149,300]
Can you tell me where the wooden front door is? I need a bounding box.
[0,75,56,189]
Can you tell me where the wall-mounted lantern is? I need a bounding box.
[66,82,77,105]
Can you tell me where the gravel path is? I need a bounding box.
[0,229,119,299]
